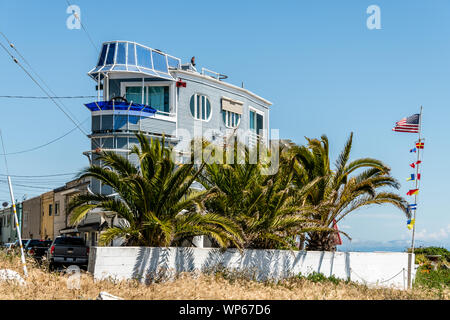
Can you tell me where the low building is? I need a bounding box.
[55,177,90,238]
[21,196,42,239]
[0,207,17,244]
[40,191,54,240]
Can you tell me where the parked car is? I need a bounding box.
[13,239,30,250]
[27,240,53,263]
[24,239,46,252]
[47,236,89,270]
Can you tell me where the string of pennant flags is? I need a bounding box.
[392,110,423,232]
[392,108,424,289]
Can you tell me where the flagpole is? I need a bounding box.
[408,105,422,289]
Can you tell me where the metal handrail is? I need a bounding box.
[201,67,228,80]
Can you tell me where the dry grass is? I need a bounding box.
[0,251,448,300]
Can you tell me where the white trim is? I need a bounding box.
[173,70,272,107]
[189,93,213,122]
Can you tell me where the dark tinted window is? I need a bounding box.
[34,241,52,248]
[53,237,85,246]
[26,239,42,247]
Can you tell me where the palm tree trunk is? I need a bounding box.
[306,231,336,251]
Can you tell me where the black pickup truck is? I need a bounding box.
[27,240,53,262]
[47,236,90,270]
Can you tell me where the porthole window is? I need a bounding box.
[190,94,211,121]
[222,110,241,128]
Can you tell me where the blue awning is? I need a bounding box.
[84,101,157,114]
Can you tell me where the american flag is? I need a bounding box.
[392,114,420,133]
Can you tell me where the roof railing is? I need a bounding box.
[201,67,228,81]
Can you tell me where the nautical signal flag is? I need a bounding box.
[408,204,417,210]
[416,142,424,149]
[407,218,416,230]
[407,174,421,181]
[392,114,420,133]
[410,161,422,168]
[407,189,419,196]
[410,147,417,153]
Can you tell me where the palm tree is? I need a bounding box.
[198,140,325,249]
[290,132,410,251]
[68,133,242,248]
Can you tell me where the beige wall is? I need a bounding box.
[40,191,54,240]
[22,196,41,239]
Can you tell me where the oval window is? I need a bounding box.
[190,94,211,121]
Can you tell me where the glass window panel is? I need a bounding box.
[129,137,139,147]
[102,115,113,130]
[92,138,100,150]
[190,95,195,117]
[116,137,128,149]
[206,99,211,119]
[106,43,116,65]
[92,115,100,132]
[167,56,180,69]
[129,115,140,125]
[116,42,126,64]
[257,113,263,134]
[125,86,143,104]
[148,87,163,111]
[114,115,127,130]
[136,45,152,69]
[102,137,114,149]
[127,43,136,65]
[222,110,226,125]
[97,44,108,66]
[201,96,206,120]
[152,51,168,73]
[250,111,255,130]
[196,95,200,119]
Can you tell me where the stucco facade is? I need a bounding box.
[40,191,54,240]
[21,196,41,239]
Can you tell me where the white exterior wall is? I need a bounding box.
[88,247,415,290]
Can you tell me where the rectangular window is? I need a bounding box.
[146,86,169,112]
[105,43,116,65]
[102,115,113,131]
[102,138,114,149]
[92,115,101,132]
[48,204,53,216]
[114,114,128,130]
[116,137,128,149]
[249,110,264,135]
[125,86,143,104]
[54,202,60,216]
[116,42,126,64]
[250,110,255,130]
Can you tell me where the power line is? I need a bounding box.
[0,117,89,155]
[0,95,96,99]
[0,173,77,178]
[65,0,99,53]
[0,32,100,149]
[0,32,83,124]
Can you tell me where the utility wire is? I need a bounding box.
[0,117,88,155]
[0,32,83,124]
[65,0,99,53]
[0,95,96,99]
[0,33,100,149]
[0,173,76,178]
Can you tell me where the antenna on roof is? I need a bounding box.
[241,81,244,88]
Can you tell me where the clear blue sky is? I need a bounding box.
[0,0,449,248]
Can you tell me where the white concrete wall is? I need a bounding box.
[88,247,415,290]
